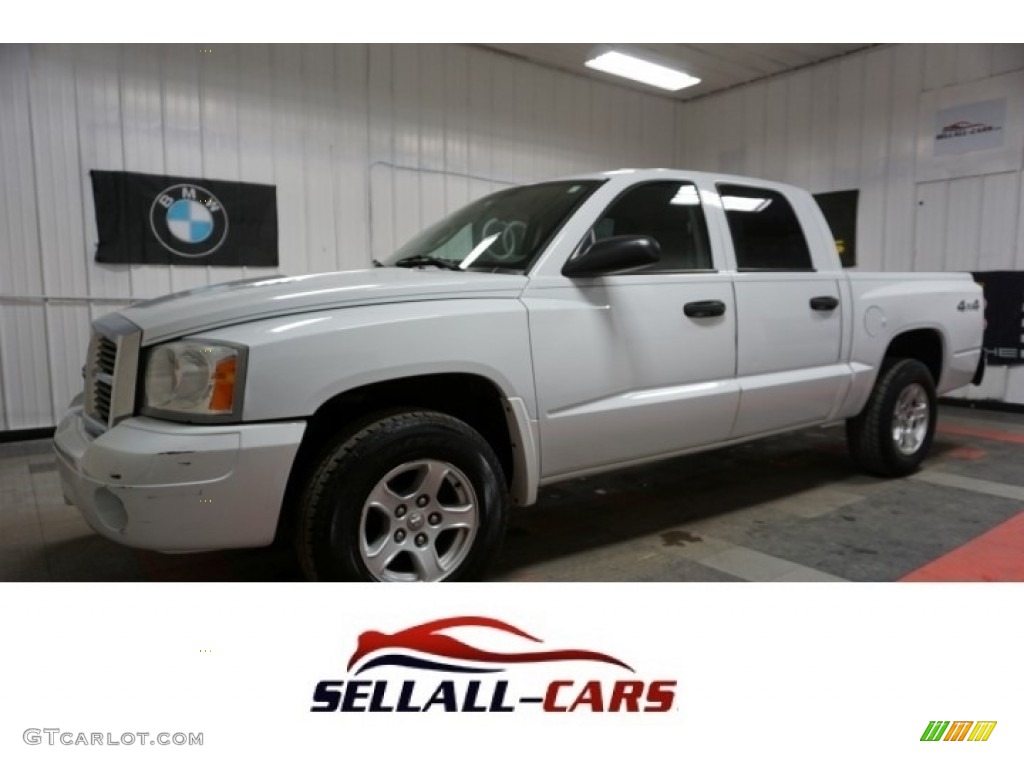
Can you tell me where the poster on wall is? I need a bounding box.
[916,71,1024,182]
[933,98,1006,157]
[812,189,858,268]
[90,170,279,267]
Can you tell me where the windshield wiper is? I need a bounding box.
[392,255,463,271]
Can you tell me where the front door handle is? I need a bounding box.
[684,300,727,318]
[810,296,839,311]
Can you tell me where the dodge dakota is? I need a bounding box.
[54,169,986,581]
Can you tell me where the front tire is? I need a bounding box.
[846,358,937,477]
[296,410,508,581]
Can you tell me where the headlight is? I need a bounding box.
[142,341,246,421]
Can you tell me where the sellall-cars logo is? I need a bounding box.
[310,616,677,713]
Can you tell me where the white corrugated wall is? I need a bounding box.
[676,43,1024,404]
[0,43,679,431]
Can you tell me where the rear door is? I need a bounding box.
[716,183,847,436]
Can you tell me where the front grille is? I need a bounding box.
[93,377,112,422]
[85,333,118,427]
[97,336,117,375]
[81,316,141,434]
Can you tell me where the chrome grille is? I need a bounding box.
[97,336,117,375]
[93,376,112,422]
[85,332,118,427]
[81,315,142,434]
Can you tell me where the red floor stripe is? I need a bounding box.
[947,446,987,461]
[900,511,1024,582]
[938,423,1024,445]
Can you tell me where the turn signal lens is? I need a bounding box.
[209,357,237,412]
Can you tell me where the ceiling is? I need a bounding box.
[482,44,876,101]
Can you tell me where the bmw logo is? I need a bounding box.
[150,184,229,257]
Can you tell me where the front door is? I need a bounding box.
[524,179,740,480]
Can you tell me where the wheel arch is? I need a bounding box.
[275,371,534,544]
[882,326,944,385]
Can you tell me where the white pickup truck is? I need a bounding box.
[54,169,985,581]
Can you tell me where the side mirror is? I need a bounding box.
[562,235,660,277]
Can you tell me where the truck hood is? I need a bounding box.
[117,268,529,344]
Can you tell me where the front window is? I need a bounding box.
[380,180,604,273]
[586,181,713,272]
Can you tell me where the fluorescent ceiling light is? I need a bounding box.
[721,196,772,213]
[585,51,700,92]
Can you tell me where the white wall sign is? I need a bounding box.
[933,98,1006,156]
[916,71,1024,181]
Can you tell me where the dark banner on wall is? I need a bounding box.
[813,189,858,268]
[972,271,1024,366]
[90,170,278,266]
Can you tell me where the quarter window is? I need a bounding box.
[717,184,813,271]
[591,181,713,272]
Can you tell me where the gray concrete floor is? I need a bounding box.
[1,404,1022,581]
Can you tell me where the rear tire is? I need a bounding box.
[846,358,937,477]
[296,410,509,581]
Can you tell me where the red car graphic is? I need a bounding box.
[347,616,635,674]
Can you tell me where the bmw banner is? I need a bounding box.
[90,170,278,266]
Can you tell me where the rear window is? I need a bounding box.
[717,184,813,271]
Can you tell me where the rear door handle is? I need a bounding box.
[684,300,727,318]
[810,296,839,311]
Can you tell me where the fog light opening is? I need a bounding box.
[93,487,128,533]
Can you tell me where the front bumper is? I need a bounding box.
[53,405,306,552]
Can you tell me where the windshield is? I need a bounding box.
[381,179,604,273]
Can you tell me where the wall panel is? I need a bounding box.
[74,45,133,313]
[913,181,947,272]
[163,43,207,294]
[236,44,278,280]
[416,45,447,234]
[367,44,395,263]
[300,45,340,277]
[203,45,247,286]
[333,45,371,271]
[121,44,171,300]
[881,44,925,273]
[978,172,1019,272]
[944,176,984,272]
[761,78,788,183]
[0,45,52,429]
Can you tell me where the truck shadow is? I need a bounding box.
[488,428,964,580]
